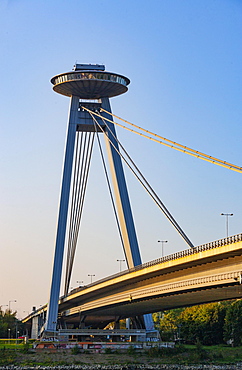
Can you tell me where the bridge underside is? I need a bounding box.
[60,283,241,329]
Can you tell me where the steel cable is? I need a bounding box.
[88,110,194,249]
[92,118,128,264]
[67,132,94,293]
[64,131,95,295]
[83,107,242,173]
[65,132,83,293]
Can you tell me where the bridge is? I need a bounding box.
[23,233,242,338]
[21,63,242,339]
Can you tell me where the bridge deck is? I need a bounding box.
[23,234,242,329]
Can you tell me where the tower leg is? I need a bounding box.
[101,98,154,330]
[45,96,79,333]
[101,98,141,268]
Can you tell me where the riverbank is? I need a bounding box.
[1,362,242,370]
[2,345,242,368]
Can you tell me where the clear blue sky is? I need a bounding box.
[0,0,241,318]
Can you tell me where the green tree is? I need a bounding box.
[0,307,23,339]
[179,302,227,345]
[153,309,183,341]
[154,302,228,345]
[224,299,242,346]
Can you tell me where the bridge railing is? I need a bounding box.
[68,233,242,296]
[139,233,242,270]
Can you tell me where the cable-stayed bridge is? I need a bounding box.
[23,233,242,339]
[22,64,242,339]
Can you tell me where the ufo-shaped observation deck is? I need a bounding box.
[51,64,130,100]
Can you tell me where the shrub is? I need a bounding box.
[104,347,112,354]
[127,345,136,355]
[71,344,81,355]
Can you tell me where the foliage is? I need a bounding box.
[127,345,136,355]
[2,345,242,366]
[0,306,24,339]
[104,347,112,354]
[146,344,185,357]
[0,348,17,365]
[153,300,239,346]
[178,302,227,345]
[153,309,182,341]
[71,344,81,354]
[224,300,242,346]
[21,342,30,354]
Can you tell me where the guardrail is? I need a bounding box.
[68,233,242,296]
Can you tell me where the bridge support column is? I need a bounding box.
[31,316,40,339]
[101,98,141,268]
[45,96,79,333]
[101,98,154,331]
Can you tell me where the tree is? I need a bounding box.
[224,299,242,346]
[153,309,182,341]
[0,307,24,339]
[154,301,228,345]
[179,303,227,345]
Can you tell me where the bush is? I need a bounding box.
[104,347,112,354]
[71,344,81,355]
[146,345,185,357]
[195,340,208,361]
[21,342,30,354]
[127,345,136,355]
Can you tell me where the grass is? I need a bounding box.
[1,343,242,366]
[0,338,34,350]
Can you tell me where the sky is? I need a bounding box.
[0,0,241,319]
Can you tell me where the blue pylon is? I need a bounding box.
[45,64,154,334]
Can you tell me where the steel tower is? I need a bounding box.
[45,64,153,334]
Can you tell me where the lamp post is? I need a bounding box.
[76,280,83,286]
[8,328,10,344]
[117,259,125,272]
[9,300,17,313]
[88,274,95,283]
[158,240,168,257]
[221,213,233,237]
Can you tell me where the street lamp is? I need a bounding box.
[76,280,83,286]
[9,300,17,313]
[8,328,11,344]
[158,240,168,257]
[221,213,233,237]
[88,274,95,283]
[117,259,125,272]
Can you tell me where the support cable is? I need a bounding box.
[65,131,86,295]
[71,133,93,254]
[82,107,242,174]
[67,132,94,293]
[92,118,128,264]
[100,108,242,172]
[88,111,194,249]
[67,132,87,278]
[65,132,83,293]
[64,131,95,295]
